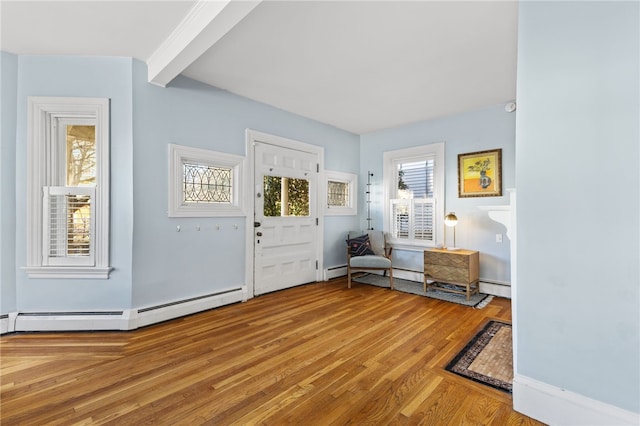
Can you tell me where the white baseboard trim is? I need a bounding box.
[132,287,244,329]
[1,314,14,334]
[324,265,347,280]
[513,374,640,426]
[14,311,129,331]
[479,281,511,298]
[2,287,245,333]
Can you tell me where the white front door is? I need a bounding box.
[254,142,319,295]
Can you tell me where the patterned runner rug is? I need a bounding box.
[352,274,493,308]
[445,320,513,393]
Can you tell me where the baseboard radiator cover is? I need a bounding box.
[2,286,245,333]
[479,279,511,298]
[132,287,244,329]
[1,313,15,334]
[513,374,640,426]
[13,311,128,332]
[324,265,347,280]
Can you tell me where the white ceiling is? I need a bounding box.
[1,0,518,134]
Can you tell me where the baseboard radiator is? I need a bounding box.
[324,265,347,280]
[1,286,245,334]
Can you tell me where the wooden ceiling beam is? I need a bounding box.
[147,0,261,88]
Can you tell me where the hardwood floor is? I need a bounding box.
[1,278,544,425]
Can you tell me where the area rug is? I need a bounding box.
[352,274,493,308]
[445,320,513,393]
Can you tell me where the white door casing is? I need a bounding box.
[246,130,324,297]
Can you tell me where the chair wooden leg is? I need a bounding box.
[389,268,394,290]
[348,267,352,288]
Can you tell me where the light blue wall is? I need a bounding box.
[14,56,135,311]
[1,52,18,313]
[360,104,516,283]
[3,55,360,312]
[516,1,639,413]
[130,60,359,307]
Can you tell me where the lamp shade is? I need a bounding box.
[444,212,458,227]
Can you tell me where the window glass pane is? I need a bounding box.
[48,193,91,258]
[263,175,309,217]
[393,203,410,239]
[414,200,434,240]
[327,180,349,207]
[183,163,232,203]
[66,125,96,186]
[397,159,434,198]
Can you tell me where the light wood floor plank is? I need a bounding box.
[0,278,544,425]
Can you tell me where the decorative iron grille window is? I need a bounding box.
[324,170,357,216]
[183,163,232,204]
[327,180,349,207]
[169,144,245,217]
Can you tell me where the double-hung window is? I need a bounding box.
[25,97,111,278]
[383,143,445,249]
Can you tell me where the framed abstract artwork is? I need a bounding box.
[458,149,502,198]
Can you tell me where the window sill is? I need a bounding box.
[22,266,113,279]
[388,241,437,252]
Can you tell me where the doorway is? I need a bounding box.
[247,131,324,296]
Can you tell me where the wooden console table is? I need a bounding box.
[423,248,479,301]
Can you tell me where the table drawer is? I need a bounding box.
[424,264,470,283]
[424,251,469,268]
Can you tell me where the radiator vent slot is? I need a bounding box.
[326,264,347,271]
[19,311,123,316]
[138,288,241,313]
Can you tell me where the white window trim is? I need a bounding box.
[324,170,357,216]
[383,143,445,251]
[168,143,246,217]
[24,97,111,279]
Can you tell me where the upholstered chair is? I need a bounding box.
[346,230,393,289]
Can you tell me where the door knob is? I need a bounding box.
[256,232,263,237]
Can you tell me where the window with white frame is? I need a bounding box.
[168,144,245,217]
[383,143,445,248]
[324,170,357,215]
[24,97,111,278]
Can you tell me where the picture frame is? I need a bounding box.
[458,149,502,198]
